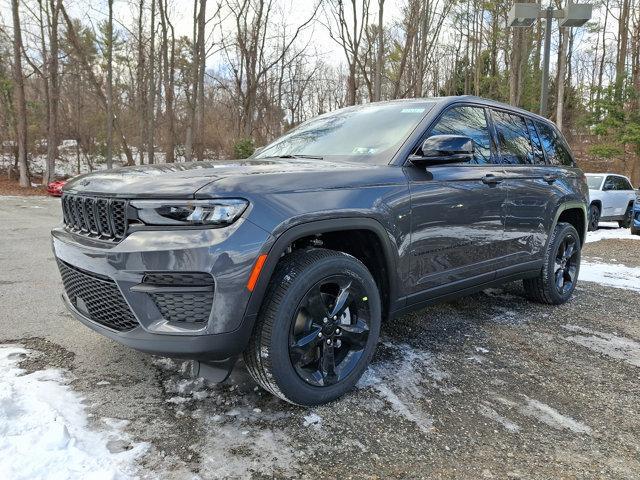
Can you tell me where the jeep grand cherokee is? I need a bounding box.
[52,96,588,406]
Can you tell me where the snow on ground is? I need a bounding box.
[579,261,640,292]
[586,223,640,243]
[477,403,521,433]
[357,341,453,435]
[0,346,148,480]
[562,325,640,368]
[518,397,592,435]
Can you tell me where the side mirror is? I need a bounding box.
[409,135,474,166]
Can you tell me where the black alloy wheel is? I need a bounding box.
[553,233,579,295]
[289,275,370,387]
[244,248,381,406]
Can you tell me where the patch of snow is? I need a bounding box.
[586,225,640,243]
[478,404,520,433]
[303,413,322,429]
[519,397,592,434]
[579,261,640,292]
[0,346,148,480]
[562,325,640,367]
[489,306,525,325]
[357,341,450,435]
[198,420,299,479]
[475,346,490,354]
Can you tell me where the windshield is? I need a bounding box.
[587,175,604,189]
[254,102,436,162]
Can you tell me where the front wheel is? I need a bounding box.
[523,222,581,305]
[244,248,381,406]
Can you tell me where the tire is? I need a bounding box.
[618,203,633,228]
[244,248,381,406]
[588,204,600,231]
[632,224,640,236]
[523,222,581,305]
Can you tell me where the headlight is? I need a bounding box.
[130,199,248,226]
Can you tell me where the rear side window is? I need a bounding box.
[605,176,633,191]
[525,118,546,164]
[428,106,493,164]
[492,110,534,164]
[603,176,617,190]
[535,121,575,166]
[618,177,633,190]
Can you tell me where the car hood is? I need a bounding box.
[62,158,380,198]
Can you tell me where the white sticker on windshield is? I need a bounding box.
[401,108,425,113]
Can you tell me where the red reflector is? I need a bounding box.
[247,254,268,292]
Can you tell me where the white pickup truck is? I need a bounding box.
[586,173,636,231]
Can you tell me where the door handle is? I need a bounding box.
[543,174,558,184]
[482,174,503,185]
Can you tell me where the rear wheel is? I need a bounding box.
[244,248,381,406]
[523,222,581,305]
[588,204,600,231]
[619,203,633,228]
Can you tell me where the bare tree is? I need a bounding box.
[326,0,370,105]
[106,0,114,168]
[44,0,62,183]
[158,0,176,162]
[373,0,384,101]
[11,0,30,187]
[147,0,156,163]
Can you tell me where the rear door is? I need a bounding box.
[602,175,620,217]
[404,104,508,297]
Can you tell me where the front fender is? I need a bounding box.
[241,217,400,321]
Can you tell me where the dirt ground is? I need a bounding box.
[1,196,639,479]
[0,175,47,196]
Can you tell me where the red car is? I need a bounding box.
[47,180,66,197]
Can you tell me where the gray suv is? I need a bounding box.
[52,96,588,405]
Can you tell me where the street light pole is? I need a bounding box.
[540,6,553,116]
[508,2,592,117]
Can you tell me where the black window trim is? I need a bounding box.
[401,99,577,168]
[403,101,499,167]
[487,107,540,167]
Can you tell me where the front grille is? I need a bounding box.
[143,272,215,286]
[150,292,214,323]
[61,194,128,242]
[57,260,138,331]
[143,272,214,323]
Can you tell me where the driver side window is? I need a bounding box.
[427,106,493,164]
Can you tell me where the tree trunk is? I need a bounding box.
[159,0,175,163]
[44,0,62,184]
[11,0,30,187]
[106,0,114,169]
[373,0,384,101]
[147,0,156,164]
[195,0,206,161]
[137,0,146,165]
[615,0,630,102]
[556,28,569,131]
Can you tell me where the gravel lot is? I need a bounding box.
[1,195,640,479]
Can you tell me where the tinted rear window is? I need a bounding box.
[492,110,534,164]
[535,121,575,166]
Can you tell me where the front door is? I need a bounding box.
[405,105,507,298]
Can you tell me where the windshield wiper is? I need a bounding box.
[273,154,324,160]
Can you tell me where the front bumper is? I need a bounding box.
[52,218,272,360]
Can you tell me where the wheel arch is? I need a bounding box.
[552,202,588,246]
[243,217,399,322]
